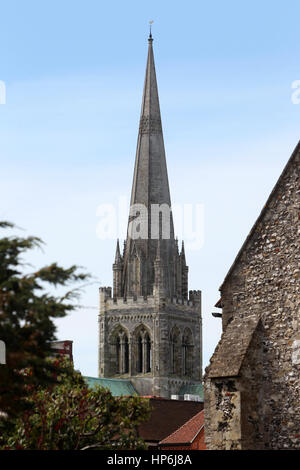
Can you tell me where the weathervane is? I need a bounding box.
[149,20,154,39]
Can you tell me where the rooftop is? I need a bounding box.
[84,376,138,396]
[159,409,204,446]
[138,397,203,444]
[206,315,260,378]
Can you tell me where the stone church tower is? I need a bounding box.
[98,34,202,398]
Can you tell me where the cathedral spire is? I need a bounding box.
[128,34,173,226]
[99,34,202,398]
[121,37,182,298]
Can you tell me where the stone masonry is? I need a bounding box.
[204,141,300,449]
[99,288,202,397]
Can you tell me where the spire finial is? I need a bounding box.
[149,20,154,41]
[114,238,122,263]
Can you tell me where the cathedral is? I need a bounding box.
[98,33,202,398]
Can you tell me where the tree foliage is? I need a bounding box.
[0,221,89,417]
[0,222,150,450]
[1,360,150,450]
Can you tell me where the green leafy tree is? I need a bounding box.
[0,221,89,418]
[0,222,150,450]
[2,359,150,450]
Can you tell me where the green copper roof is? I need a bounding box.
[179,383,204,400]
[84,376,138,397]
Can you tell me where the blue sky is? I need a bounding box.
[1,0,300,376]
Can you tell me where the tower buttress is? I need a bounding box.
[153,239,166,307]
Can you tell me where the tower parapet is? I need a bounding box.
[99,287,112,306]
[189,290,201,304]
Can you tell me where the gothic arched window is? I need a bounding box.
[124,335,129,374]
[182,328,193,377]
[112,328,130,375]
[137,335,143,373]
[145,333,151,373]
[170,326,181,376]
[116,336,121,374]
[134,326,152,374]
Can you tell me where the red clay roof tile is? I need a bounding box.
[159,409,204,445]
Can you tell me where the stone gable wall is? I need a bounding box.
[205,147,300,449]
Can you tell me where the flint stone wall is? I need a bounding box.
[205,143,300,449]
